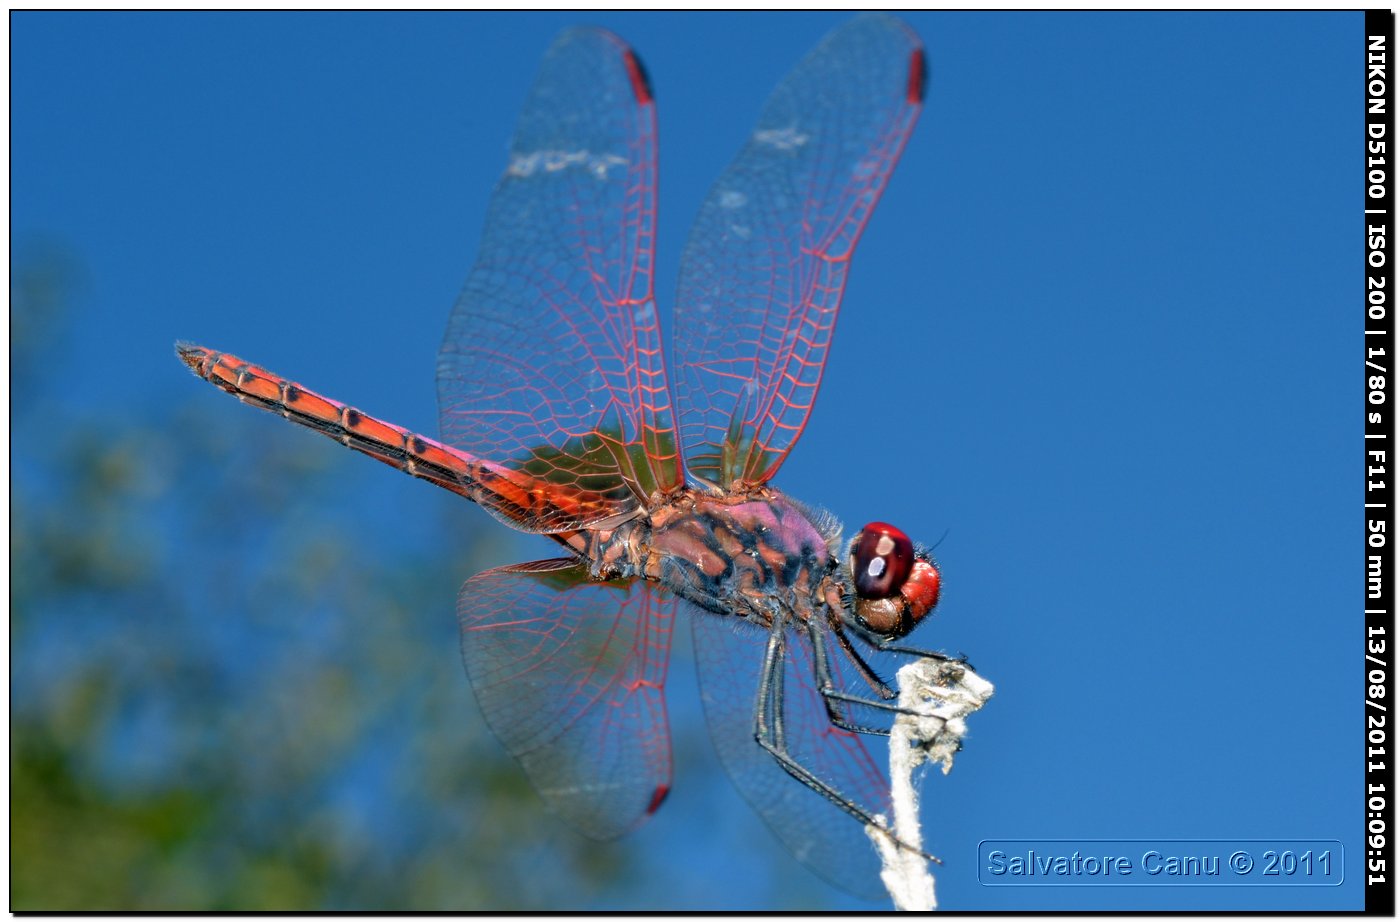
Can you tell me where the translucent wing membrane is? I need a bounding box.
[438,27,681,531]
[672,15,924,489]
[458,560,677,839]
[691,609,894,900]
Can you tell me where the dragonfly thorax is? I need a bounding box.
[610,489,940,642]
[633,489,842,629]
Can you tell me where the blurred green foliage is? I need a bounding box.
[9,248,640,909]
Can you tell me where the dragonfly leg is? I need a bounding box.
[807,620,930,734]
[765,621,788,754]
[868,636,973,672]
[751,622,940,867]
[830,623,897,699]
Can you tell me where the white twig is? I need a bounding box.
[866,658,995,911]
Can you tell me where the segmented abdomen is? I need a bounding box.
[176,343,621,538]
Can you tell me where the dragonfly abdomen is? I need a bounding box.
[176,344,593,531]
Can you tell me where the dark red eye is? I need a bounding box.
[850,522,915,599]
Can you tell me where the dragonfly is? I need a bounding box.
[179,13,948,899]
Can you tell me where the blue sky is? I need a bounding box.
[13,11,1361,910]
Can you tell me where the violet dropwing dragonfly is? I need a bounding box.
[179,14,948,898]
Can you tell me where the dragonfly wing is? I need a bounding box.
[673,15,925,489]
[691,609,893,900]
[459,559,677,839]
[438,27,682,532]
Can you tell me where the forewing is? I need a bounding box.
[673,15,924,488]
[437,28,682,534]
[459,559,676,839]
[691,609,892,900]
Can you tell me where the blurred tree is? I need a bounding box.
[10,248,642,909]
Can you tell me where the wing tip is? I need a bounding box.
[623,48,654,105]
[547,27,652,105]
[907,47,928,104]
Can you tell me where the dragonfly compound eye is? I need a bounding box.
[850,522,914,599]
[849,523,941,638]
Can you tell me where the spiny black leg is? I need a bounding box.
[752,626,783,765]
[830,623,897,699]
[871,637,973,671]
[750,621,937,866]
[808,620,930,734]
[768,628,787,754]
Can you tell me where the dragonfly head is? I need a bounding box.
[845,521,941,639]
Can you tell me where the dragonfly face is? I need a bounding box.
[846,521,942,639]
[180,14,945,901]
